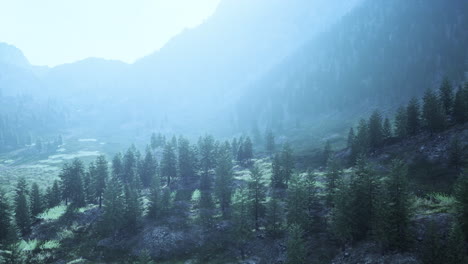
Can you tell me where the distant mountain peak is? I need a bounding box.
[0,42,30,69]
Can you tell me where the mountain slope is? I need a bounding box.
[238,0,468,134]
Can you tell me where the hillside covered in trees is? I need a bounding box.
[0,0,468,263]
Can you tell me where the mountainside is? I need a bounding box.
[237,0,468,134]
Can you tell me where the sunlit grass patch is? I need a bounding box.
[19,239,38,251]
[38,205,67,220]
[412,193,456,215]
[40,240,61,249]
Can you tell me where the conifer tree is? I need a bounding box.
[331,178,353,244]
[305,170,322,232]
[286,224,306,264]
[231,187,251,259]
[347,127,355,148]
[422,89,446,133]
[248,165,266,230]
[215,142,233,219]
[446,221,467,264]
[94,155,108,208]
[123,147,137,184]
[439,77,454,116]
[60,159,86,207]
[83,163,94,204]
[178,137,195,187]
[198,135,216,174]
[161,143,177,185]
[242,136,253,165]
[406,97,421,136]
[231,137,239,158]
[286,174,307,229]
[351,119,369,162]
[394,106,408,139]
[198,189,214,229]
[147,174,161,220]
[265,129,275,154]
[123,185,142,231]
[348,157,379,241]
[29,183,43,218]
[270,154,285,189]
[265,195,283,238]
[112,153,123,179]
[0,189,14,244]
[99,177,124,236]
[453,87,467,124]
[368,110,383,149]
[381,160,411,250]
[281,143,294,185]
[14,177,30,236]
[455,169,468,238]
[382,117,392,140]
[46,180,61,208]
[140,147,157,188]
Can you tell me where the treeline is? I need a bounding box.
[2,128,468,263]
[327,157,468,263]
[347,79,468,163]
[0,95,67,153]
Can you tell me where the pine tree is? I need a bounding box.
[140,147,157,188]
[453,87,467,124]
[123,147,137,184]
[381,160,411,250]
[286,174,307,229]
[83,163,94,204]
[265,195,283,238]
[331,178,353,244]
[382,117,392,140]
[242,136,253,165]
[161,143,177,186]
[248,165,266,230]
[368,110,383,150]
[29,183,43,218]
[199,135,216,174]
[351,119,369,163]
[265,129,275,154]
[231,187,252,259]
[0,189,14,245]
[178,137,195,187]
[147,174,161,220]
[281,143,294,185]
[439,77,453,116]
[99,177,125,236]
[446,221,468,264]
[215,142,233,219]
[305,170,322,232]
[286,224,306,264]
[394,106,408,139]
[406,97,421,136]
[271,154,285,189]
[322,140,332,166]
[123,185,142,231]
[60,159,86,207]
[231,137,239,158]
[112,153,123,179]
[422,89,446,134]
[198,189,214,229]
[455,169,468,239]
[46,180,62,208]
[94,155,108,208]
[348,157,380,241]
[347,127,355,148]
[14,178,30,236]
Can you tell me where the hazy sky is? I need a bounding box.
[0,0,220,66]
